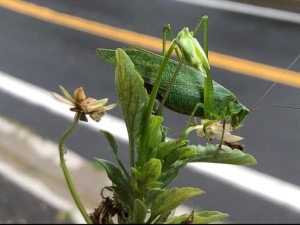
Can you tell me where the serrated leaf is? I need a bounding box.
[194,211,229,223]
[166,210,229,224]
[150,187,204,220]
[115,48,148,144]
[177,144,257,166]
[165,213,192,224]
[132,199,147,223]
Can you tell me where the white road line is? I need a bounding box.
[1,71,300,212]
[172,0,300,24]
[188,163,300,212]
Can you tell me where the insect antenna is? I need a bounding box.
[257,54,300,103]
[249,53,300,112]
[250,104,300,112]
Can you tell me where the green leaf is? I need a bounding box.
[150,187,204,220]
[161,125,170,142]
[176,144,257,166]
[115,48,148,143]
[166,210,229,224]
[156,210,173,224]
[91,160,104,171]
[162,146,197,170]
[144,188,165,208]
[94,158,125,186]
[195,211,229,224]
[100,130,118,155]
[132,199,147,223]
[148,116,163,147]
[99,130,128,175]
[132,158,162,193]
[95,158,134,211]
[155,139,188,160]
[158,166,183,188]
[141,158,162,180]
[144,115,164,160]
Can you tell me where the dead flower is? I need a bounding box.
[53,85,117,122]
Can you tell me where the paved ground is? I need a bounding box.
[0,174,73,224]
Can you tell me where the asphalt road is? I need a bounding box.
[0,0,300,223]
[0,174,72,224]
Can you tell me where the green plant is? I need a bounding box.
[53,16,257,224]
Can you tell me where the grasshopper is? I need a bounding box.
[97,46,250,129]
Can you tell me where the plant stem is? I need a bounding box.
[129,135,135,173]
[58,113,93,224]
[138,41,177,167]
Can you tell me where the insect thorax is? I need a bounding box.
[229,100,250,129]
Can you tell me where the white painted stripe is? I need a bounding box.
[1,71,300,212]
[0,160,85,224]
[188,163,300,212]
[172,0,300,24]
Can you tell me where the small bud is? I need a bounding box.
[176,27,210,73]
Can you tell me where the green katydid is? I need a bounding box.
[97,46,249,127]
[97,16,250,148]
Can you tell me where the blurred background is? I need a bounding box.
[0,0,300,223]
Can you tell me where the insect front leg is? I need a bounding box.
[182,101,235,151]
[156,24,189,116]
[180,102,219,143]
[195,16,228,150]
[162,24,181,59]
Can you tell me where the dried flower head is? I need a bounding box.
[53,85,117,122]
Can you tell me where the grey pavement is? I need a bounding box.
[0,174,73,224]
